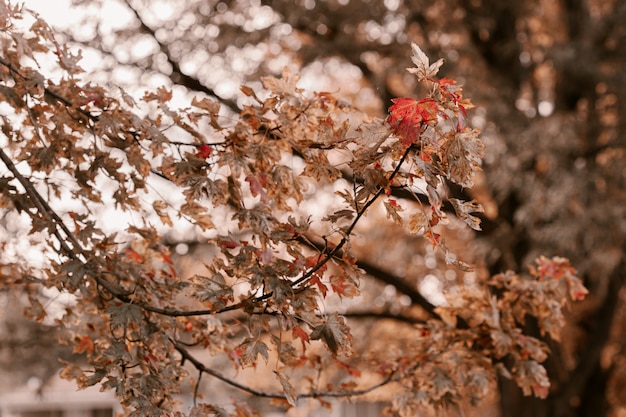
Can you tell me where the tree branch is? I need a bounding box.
[122,0,240,113]
[554,262,625,409]
[341,310,423,324]
[0,147,80,260]
[292,146,414,288]
[172,339,397,400]
[298,235,437,318]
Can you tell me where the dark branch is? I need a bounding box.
[122,0,240,113]
[172,339,397,400]
[342,310,423,325]
[299,235,437,318]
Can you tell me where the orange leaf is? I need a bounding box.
[124,249,143,263]
[73,335,95,355]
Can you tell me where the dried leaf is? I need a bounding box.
[516,360,550,398]
[235,338,269,367]
[441,128,484,188]
[449,198,484,231]
[406,43,445,81]
[310,313,352,356]
[384,199,404,225]
[190,404,230,417]
[152,200,173,226]
[408,210,429,235]
[274,370,297,406]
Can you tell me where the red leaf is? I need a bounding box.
[387,97,438,147]
[235,338,269,367]
[437,77,461,104]
[533,256,575,280]
[217,236,240,249]
[292,326,310,351]
[245,174,268,203]
[330,275,359,299]
[195,144,212,159]
[438,77,456,86]
[310,275,328,298]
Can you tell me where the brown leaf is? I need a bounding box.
[441,127,484,188]
[310,313,352,356]
[449,198,484,231]
[274,370,297,406]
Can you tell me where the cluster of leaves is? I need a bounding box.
[0,4,587,416]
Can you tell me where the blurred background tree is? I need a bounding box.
[2,0,626,416]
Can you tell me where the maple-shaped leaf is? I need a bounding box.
[441,127,484,188]
[235,337,269,367]
[490,330,514,358]
[388,97,438,148]
[310,313,352,356]
[351,118,392,169]
[126,145,151,178]
[566,276,589,301]
[530,256,588,302]
[181,201,215,231]
[407,43,445,81]
[532,256,576,281]
[261,66,302,97]
[191,96,220,113]
[407,210,429,235]
[309,275,329,298]
[516,334,548,362]
[292,326,310,351]
[245,173,268,203]
[430,368,456,401]
[81,368,107,388]
[107,303,145,340]
[190,273,234,310]
[73,335,95,355]
[143,86,173,104]
[322,209,355,223]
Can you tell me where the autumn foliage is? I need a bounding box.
[0,4,587,416]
